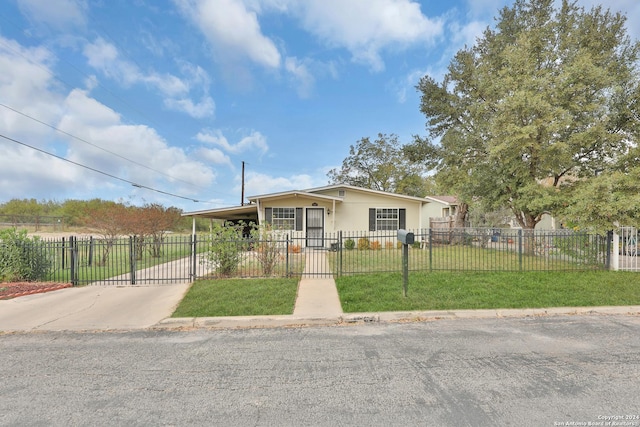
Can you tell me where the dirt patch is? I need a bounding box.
[0,282,73,300]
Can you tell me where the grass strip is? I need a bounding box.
[172,277,299,317]
[336,271,640,313]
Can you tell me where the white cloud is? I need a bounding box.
[0,38,62,141]
[243,172,315,196]
[16,0,87,30]
[390,68,428,104]
[174,0,281,69]
[196,147,233,166]
[83,38,215,118]
[449,20,487,50]
[464,0,507,20]
[285,56,315,98]
[57,89,215,189]
[289,0,444,72]
[196,129,268,155]
[164,96,215,119]
[0,37,215,203]
[84,38,187,95]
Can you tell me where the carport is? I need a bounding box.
[182,204,259,233]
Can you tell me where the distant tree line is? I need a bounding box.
[0,198,208,233]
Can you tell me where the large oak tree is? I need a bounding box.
[410,0,639,229]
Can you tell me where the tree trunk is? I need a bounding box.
[454,202,469,228]
[451,202,470,245]
[510,209,540,255]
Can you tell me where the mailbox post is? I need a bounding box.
[397,229,414,297]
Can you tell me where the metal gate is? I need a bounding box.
[51,235,198,286]
[291,231,338,278]
[613,227,639,271]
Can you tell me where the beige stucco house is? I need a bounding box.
[183,184,460,248]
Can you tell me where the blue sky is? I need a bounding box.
[1,0,638,211]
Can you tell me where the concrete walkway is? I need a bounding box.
[159,249,346,330]
[293,250,343,318]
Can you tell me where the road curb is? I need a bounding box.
[154,315,343,330]
[154,306,640,330]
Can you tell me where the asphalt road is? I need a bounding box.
[1,315,639,427]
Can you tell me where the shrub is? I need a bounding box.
[385,241,395,250]
[344,239,356,250]
[370,240,382,250]
[357,238,370,251]
[251,224,282,276]
[411,241,422,249]
[203,222,247,277]
[0,228,52,282]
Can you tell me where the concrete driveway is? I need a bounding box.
[0,283,190,332]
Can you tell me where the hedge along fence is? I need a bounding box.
[327,228,611,276]
[0,228,53,282]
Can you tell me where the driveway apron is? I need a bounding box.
[0,284,190,332]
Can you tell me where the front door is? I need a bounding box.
[306,208,324,248]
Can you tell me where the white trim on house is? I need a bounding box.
[247,189,343,204]
[304,184,433,203]
[182,185,460,237]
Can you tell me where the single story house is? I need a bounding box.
[183,184,459,248]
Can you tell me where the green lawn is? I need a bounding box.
[171,271,640,317]
[336,271,640,313]
[328,244,606,274]
[172,277,299,317]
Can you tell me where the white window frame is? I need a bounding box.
[376,208,399,231]
[272,207,296,230]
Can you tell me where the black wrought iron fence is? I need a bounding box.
[328,228,610,275]
[3,228,612,285]
[30,235,197,285]
[10,234,307,285]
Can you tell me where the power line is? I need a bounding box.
[0,17,179,148]
[0,133,203,203]
[0,27,217,194]
[0,102,203,189]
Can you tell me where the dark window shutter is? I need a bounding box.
[399,208,406,229]
[369,208,376,231]
[296,208,303,231]
[265,207,272,224]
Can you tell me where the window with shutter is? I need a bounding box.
[370,208,406,231]
[268,207,296,230]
